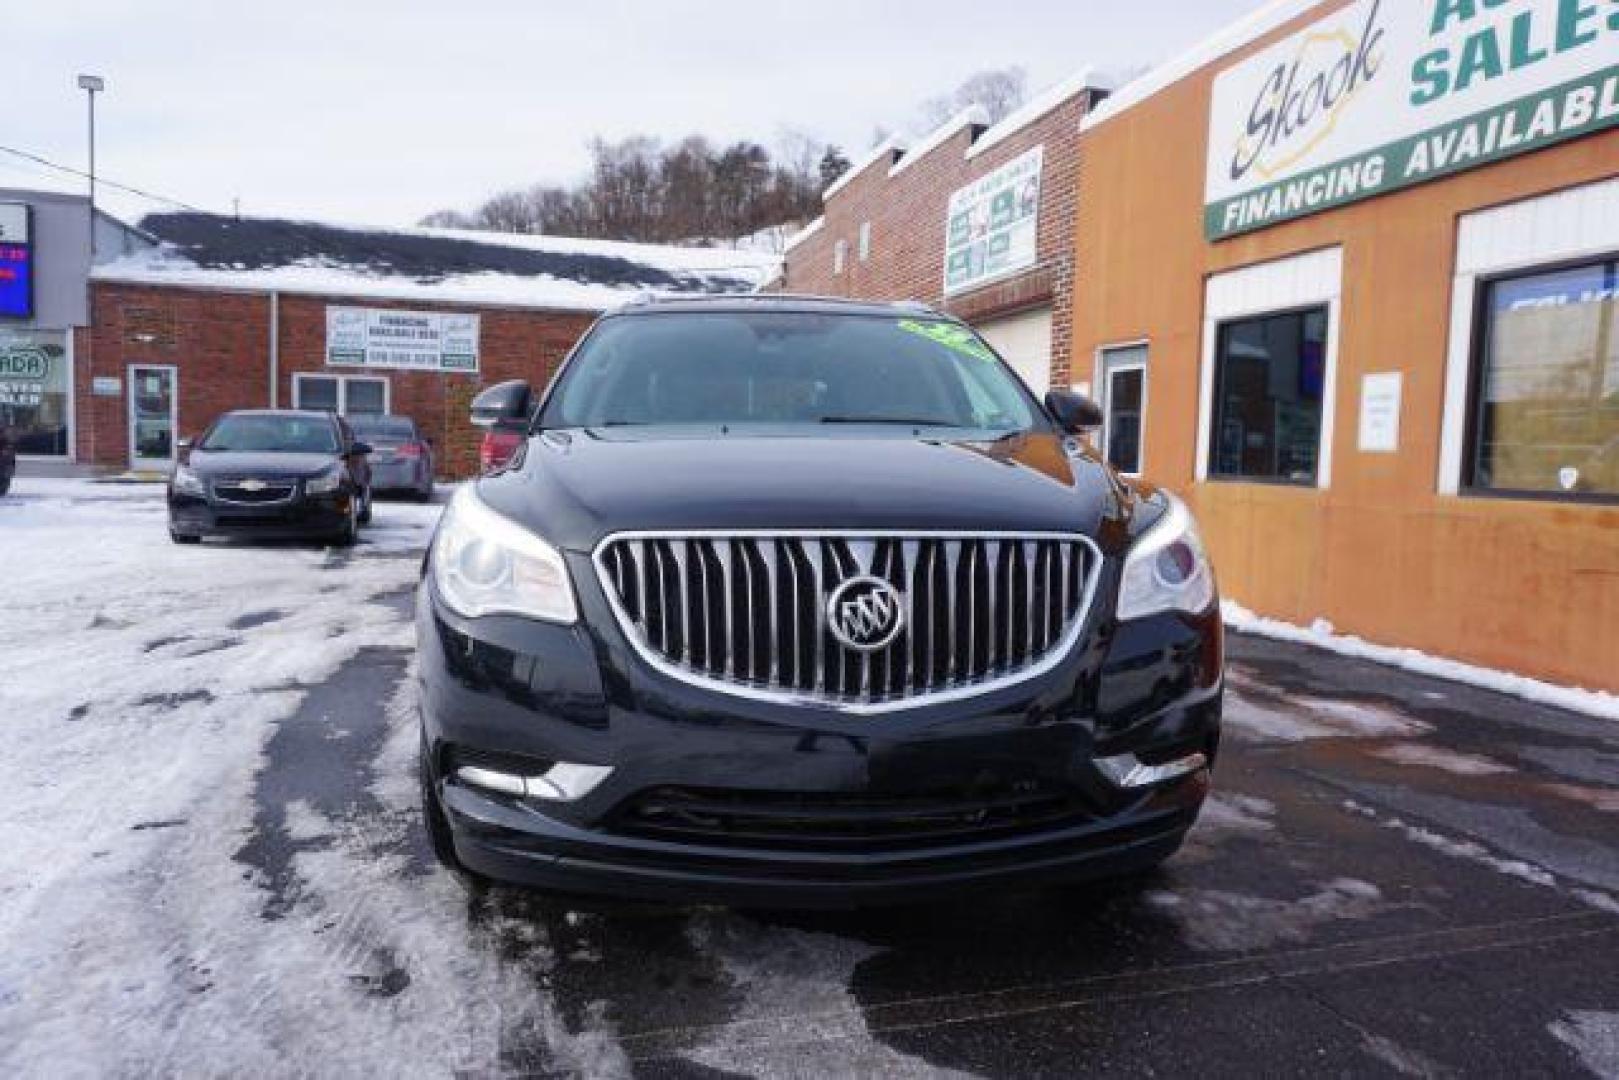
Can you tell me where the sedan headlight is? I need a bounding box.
[1116,495,1216,621]
[171,466,205,496]
[432,486,577,624]
[305,466,344,495]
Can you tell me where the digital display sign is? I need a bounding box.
[0,244,33,319]
[0,203,33,319]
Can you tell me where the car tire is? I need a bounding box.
[357,486,373,525]
[334,499,359,547]
[170,528,201,545]
[420,735,485,889]
[0,473,11,497]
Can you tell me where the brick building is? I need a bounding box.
[1067,0,1619,692]
[0,205,775,477]
[778,73,1110,395]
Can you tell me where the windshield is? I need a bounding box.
[540,312,1043,433]
[349,415,416,441]
[199,414,339,454]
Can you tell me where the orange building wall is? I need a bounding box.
[1069,3,1619,692]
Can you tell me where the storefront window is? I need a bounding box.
[1468,259,1619,500]
[0,330,70,456]
[1209,307,1327,484]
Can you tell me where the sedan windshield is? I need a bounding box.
[199,415,339,454]
[540,313,1042,433]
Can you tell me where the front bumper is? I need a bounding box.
[416,563,1223,906]
[169,489,353,539]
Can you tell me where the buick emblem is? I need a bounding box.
[827,576,904,653]
[238,479,268,492]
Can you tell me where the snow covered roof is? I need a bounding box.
[890,107,989,177]
[782,216,824,253]
[1082,0,1322,131]
[821,137,909,203]
[91,212,781,312]
[967,68,1110,159]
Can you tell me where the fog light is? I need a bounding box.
[1095,751,1208,790]
[455,762,614,802]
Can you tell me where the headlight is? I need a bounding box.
[1116,495,1216,621]
[305,466,344,495]
[432,486,577,624]
[171,466,205,496]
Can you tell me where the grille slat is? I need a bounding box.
[596,532,1098,712]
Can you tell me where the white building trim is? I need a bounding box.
[1437,176,1619,495]
[1082,0,1322,131]
[1197,246,1345,487]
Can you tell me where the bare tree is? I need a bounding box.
[915,66,1028,131]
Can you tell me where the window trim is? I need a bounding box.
[1197,246,1343,490]
[1096,340,1148,478]
[293,372,390,416]
[858,222,872,262]
[833,239,847,276]
[1458,250,1619,507]
[1205,302,1333,489]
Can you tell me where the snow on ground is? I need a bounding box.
[1223,601,1619,723]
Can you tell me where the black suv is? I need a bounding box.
[419,297,1222,906]
[168,409,374,545]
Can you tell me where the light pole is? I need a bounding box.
[76,74,105,259]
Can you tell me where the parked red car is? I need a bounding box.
[478,421,526,473]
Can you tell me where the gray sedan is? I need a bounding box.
[348,414,434,500]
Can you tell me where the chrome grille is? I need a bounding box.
[594,532,1100,713]
[212,478,298,505]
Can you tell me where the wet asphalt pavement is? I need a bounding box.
[4,484,1616,1078]
[251,596,1619,1077]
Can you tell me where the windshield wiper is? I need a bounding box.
[818,416,961,427]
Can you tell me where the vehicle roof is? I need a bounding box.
[219,409,341,422]
[608,293,951,320]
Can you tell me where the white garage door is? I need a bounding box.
[975,307,1053,397]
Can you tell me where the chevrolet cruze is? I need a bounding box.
[417,296,1223,906]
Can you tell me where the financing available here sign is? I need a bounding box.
[1206,0,1619,240]
[944,146,1043,294]
[325,307,480,373]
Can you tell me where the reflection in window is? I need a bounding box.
[1470,259,1618,499]
[1209,308,1328,484]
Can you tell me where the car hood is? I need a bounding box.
[474,429,1141,555]
[185,451,339,478]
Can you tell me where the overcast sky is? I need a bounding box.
[8,0,1260,230]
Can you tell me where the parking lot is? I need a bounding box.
[2,479,1616,1078]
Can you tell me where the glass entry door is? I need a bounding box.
[128,365,178,471]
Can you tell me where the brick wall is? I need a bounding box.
[76,282,596,476]
[780,87,1099,386]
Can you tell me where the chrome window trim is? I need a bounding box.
[591,529,1104,717]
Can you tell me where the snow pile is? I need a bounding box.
[1223,601,1619,723]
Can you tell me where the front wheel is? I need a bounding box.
[170,528,201,545]
[420,735,484,889]
[0,472,11,497]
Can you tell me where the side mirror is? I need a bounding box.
[351,441,373,456]
[1044,389,1105,434]
[471,380,533,429]
[177,437,194,452]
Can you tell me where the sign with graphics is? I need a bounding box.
[325,307,480,372]
[944,146,1043,294]
[1206,0,1619,240]
[0,342,53,407]
[0,203,34,319]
